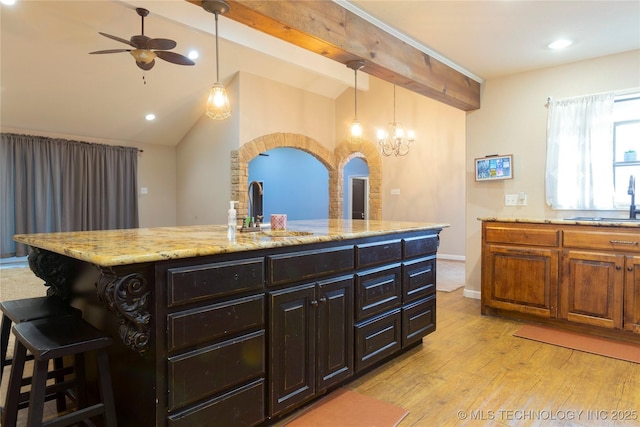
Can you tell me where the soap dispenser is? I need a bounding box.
[227,201,238,240]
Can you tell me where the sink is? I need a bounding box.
[565,216,640,222]
[258,230,314,237]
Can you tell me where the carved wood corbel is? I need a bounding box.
[96,270,151,354]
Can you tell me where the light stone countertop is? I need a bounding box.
[13,219,449,267]
[478,217,640,227]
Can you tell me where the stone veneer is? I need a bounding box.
[231,132,382,221]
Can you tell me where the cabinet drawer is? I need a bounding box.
[564,230,640,252]
[485,225,559,247]
[402,296,436,347]
[355,309,401,372]
[167,295,264,352]
[402,257,436,303]
[356,240,402,268]
[168,378,265,427]
[356,264,402,321]
[167,330,265,410]
[403,234,439,259]
[267,246,354,286]
[168,258,264,307]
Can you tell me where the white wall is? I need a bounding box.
[465,50,640,297]
[176,71,336,226]
[335,77,467,259]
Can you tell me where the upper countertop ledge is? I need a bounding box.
[13,219,449,267]
[479,217,640,228]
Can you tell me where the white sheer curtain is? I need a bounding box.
[545,93,616,210]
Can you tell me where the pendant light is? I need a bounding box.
[346,60,365,148]
[377,85,415,156]
[202,0,231,120]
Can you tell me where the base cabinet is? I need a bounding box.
[560,250,624,329]
[482,221,640,342]
[268,275,354,418]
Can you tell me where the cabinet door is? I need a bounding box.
[482,245,559,318]
[316,275,354,392]
[268,284,316,417]
[560,250,624,329]
[624,255,640,333]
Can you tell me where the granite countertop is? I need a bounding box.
[13,219,449,267]
[478,217,640,228]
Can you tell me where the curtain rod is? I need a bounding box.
[545,87,640,107]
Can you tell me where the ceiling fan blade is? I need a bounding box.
[130,35,152,49]
[147,38,177,51]
[98,32,133,47]
[155,51,195,66]
[89,49,131,55]
[136,59,155,71]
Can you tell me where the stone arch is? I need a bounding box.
[232,132,381,221]
[334,140,382,220]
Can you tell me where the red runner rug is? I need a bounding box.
[285,388,409,427]
[514,324,640,364]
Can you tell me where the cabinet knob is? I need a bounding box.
[310,300,318,307]
[616,265,622,270]
[319,297,327,303]
[629,266,634,272]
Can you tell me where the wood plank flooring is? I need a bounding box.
[340,290,640,427]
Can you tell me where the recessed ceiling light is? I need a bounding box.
[145,113,156,121]
[187,50,199,60]
[1,0,16,5]
[548,39,573,50]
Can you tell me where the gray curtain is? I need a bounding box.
[1,133,139,257]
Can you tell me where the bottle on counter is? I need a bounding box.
[228,201,238,240]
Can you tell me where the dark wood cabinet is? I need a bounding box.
[268,275,354,417]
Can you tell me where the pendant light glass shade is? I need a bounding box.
[206,82,231,120]
[346,60,365,149]
[202,0,231,120]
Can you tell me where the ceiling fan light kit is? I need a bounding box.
[202,0,232,120]
[89,7,195,71]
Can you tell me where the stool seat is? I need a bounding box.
[1,296,82,412]
[3,316,117,427]
[0,297,81,324]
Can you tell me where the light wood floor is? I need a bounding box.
[4,288,640,426]
[343,289,640,427]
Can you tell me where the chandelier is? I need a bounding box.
[377,85,415,156]
[202,0,231,120]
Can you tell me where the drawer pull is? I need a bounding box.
[609,240,638,245]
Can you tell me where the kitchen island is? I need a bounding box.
[480,217,640,344]
[14,219,447,426]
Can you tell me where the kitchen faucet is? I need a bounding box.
[628,175,639,219]
[246,180,263,229]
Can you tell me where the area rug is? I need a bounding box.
[514,324,640,364]
[285,388,409,427]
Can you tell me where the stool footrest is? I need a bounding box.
[42,403,105,427]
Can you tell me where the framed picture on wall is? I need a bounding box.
[475,154,513,181]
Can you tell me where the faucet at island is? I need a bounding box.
[628,175,639,219]
[245,180,263,230]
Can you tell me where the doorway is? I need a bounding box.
[349,177,369,220]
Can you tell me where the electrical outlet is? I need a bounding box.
[505,194,518,206]
[505,193,527,206]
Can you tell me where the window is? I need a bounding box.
[612,95,640,207]
[545,91,640,210]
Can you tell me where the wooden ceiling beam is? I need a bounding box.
[187,0,480,111]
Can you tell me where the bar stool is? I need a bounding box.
[2,315,117,427]
[0,296,81,411]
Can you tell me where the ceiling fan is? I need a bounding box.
[89,7,195,71]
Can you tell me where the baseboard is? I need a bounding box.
[463,289,481,300]
[437,254,465,262]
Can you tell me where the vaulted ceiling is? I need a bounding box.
[1,0,638,146]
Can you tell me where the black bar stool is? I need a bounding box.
[2,316,117,427]
[0,296,81,412]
